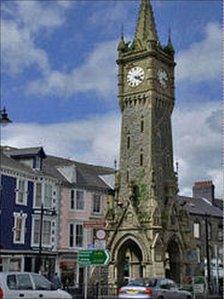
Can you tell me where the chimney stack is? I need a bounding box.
[193,181,215,204]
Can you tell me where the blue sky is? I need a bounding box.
[1,0,222,197]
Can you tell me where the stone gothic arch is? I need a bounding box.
[110,234,150,287]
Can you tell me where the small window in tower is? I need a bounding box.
[126,170,129,183]
[140,150,143,166]
[140,117,144,132]
[127,136,130,149]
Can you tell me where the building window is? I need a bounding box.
[140,152,143,166]
[196,246,201,263]
[193,222,200,239]
[76,224,83,247]
[13,213,27,244]
[16,179,28,205]
[218,224,223,241]
[33,218,52,246]
[127,136,130,149]
[76,190,84,210]
[70,190,75,210]
[69,223,83,248]
[42,220,51,245]
[208,223,212,240]
[93,194,101,213]
[44,184,52,208]
[69,224,74,247]
[35,183,42,208]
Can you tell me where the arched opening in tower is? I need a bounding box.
[165,239,181,283]
[117,239,143,287]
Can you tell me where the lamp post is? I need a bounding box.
[0,107,12,125]
[0,106,12,266]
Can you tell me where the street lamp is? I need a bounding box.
[37,203,57,273]
[0,107,12,125]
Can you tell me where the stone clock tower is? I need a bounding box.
[106,0,195,286]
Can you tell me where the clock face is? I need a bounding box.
[157,69,168,88]
[127,66,145,87]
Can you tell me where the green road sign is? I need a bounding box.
[78,249,110,266]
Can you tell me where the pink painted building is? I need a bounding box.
[43,155,114,285]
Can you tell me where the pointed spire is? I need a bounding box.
[117,23,126,52]
[134,0,158,45]
[164,26,175,55]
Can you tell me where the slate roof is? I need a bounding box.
[178,195,223,218]
[1,146,114,191]
[42,155,114,191]
[0,151,35,175]
[3,147,46,158]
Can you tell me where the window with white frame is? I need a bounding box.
[13,213,27,244]
[35,183,42,208]
[92,194,101,213]
[43,220,51,245]
[33,218,52,246]
[44,184,52,208]
[16,179,28,205]
[193,222,200,239]
[69,223,83,247]
[76,190,84,210]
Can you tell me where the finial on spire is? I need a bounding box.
[134,0,159,46]
[121,23,124,39]
[164,25,175,55]
[118,24,126,52]
[168,27,172,43]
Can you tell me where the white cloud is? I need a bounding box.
[173,101,222,197]
[1,113,120,167]
[176,23,222,83]
[1,1,71,75]
[27,40,118,98]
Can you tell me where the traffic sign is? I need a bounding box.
[78,249,110,266]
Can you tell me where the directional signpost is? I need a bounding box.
[78,249,111,299]
[78,249,110,266]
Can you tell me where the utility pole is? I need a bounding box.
[205,214,211,293]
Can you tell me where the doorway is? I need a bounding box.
[165,239,181,283]
[117,239,143,287]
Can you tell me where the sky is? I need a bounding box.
[1,0,222,197]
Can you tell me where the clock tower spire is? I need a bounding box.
[134,0,159,46]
